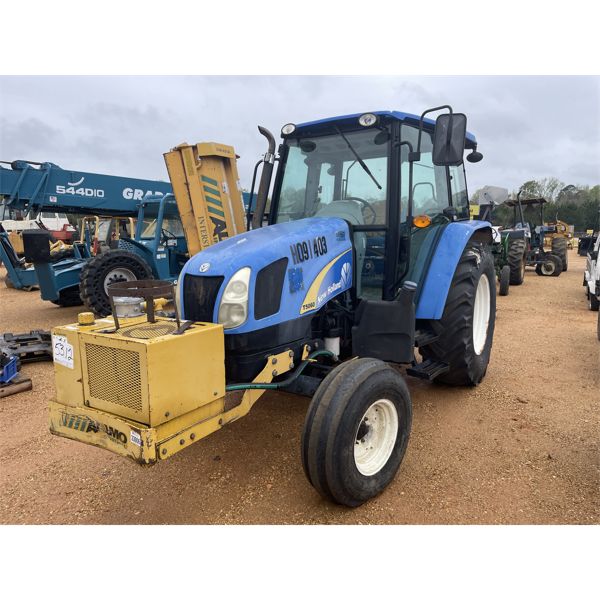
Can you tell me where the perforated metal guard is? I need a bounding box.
[119,322,178,339]
[85,343,142,412]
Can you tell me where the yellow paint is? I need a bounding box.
[300,249,352,315]
[163,141,246,256]
[469,204,480,219]
[77,312,95,326]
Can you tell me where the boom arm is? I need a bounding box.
[0,160,172,217]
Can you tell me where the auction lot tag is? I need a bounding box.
[52,335,74,369]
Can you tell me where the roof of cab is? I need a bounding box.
[295,110,477,146]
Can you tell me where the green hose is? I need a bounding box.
[225,349,334,392]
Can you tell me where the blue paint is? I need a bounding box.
[180,217,352,333]
[416,220,492,320]
[296,110,477,146]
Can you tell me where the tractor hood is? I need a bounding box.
[179,217,354,334]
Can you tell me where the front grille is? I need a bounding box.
[254,258,288,320]
[85,343,143,412]
[183,275,224,322]
[120,322,178,339]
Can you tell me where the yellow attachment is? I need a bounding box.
[164,141,246,256]
[77,312,95,326]
[49,314,304,464]
[413,214,432,228]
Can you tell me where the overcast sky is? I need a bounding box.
[1,76,599,196]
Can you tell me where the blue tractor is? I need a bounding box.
[174,106,495,505]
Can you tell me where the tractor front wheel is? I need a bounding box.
[588,289,599,312]
[535,254,562,277]
[499,265,510,296]
[301,358,412,507]
[79,250,153,317]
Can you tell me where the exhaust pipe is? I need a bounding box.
[251,126,276,230]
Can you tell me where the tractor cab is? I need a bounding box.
[267,111,480,302]
[131,194,188,278]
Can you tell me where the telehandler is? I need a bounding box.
[48,106,495,507]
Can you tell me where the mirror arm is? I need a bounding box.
[415,104,453,155]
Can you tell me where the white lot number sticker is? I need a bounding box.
[130,430,142,446]
[52,335,74,369]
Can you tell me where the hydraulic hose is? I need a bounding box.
[225,349,334,392]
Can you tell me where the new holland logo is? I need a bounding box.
[340,262,351,287]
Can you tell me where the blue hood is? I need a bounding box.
[180,217,354,334]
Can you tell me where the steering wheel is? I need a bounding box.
[345,197,377,225]
[161,228,177,244]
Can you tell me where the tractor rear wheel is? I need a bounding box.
[535,254,562,277]
[420,242,496,386]
[301,358,412,507]
[588,290,599,312]
[80,250,153,317]
[51,287,84,307]
[499,265,510,296]
[551,237,568,271]
[508,238,526,285]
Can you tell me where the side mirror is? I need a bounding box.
[432,113,467,166]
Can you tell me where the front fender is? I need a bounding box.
[416,220,492,320]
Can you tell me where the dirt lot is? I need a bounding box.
[0,251,598,524]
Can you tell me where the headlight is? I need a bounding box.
[358,113,378,127]
[281,123,296,136]
[218,267,251,329]
[175,277,183,317]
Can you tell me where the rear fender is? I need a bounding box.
[416,220,492,320]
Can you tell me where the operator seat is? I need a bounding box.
[315,199,366,296]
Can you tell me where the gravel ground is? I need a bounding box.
[0,250,598,524]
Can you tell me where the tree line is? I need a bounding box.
[472,178,600,233]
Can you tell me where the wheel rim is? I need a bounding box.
[541,262,554,275]
[103,267,137,294]
[473,273,491,355]
[354,399,398,477]
[520,260,525,279]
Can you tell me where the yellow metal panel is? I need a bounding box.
[145,321,225,427]
[79,333,151,424]
[51,324,87,409]
[164,141,246,258]
[71,317,225,427]
[49,400,157,464]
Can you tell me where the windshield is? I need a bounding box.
[274,128,389,226]
[141,217,184,239]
